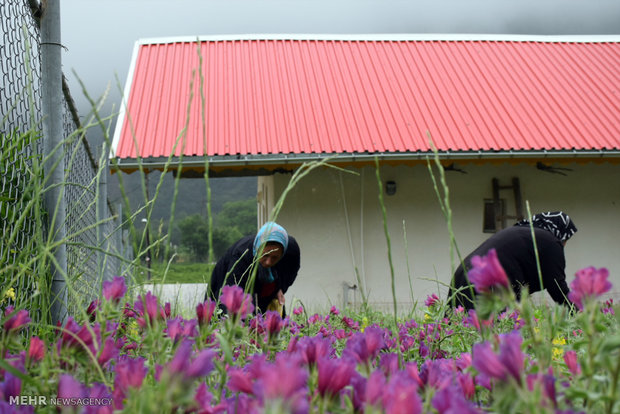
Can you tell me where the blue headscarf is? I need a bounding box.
[253,222,289,284]
[253,222,289,255]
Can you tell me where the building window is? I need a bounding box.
[483,198,505,233]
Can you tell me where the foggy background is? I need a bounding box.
[61,0,620,128]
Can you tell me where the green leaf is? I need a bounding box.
[600,335,620,352]
[215,332,234,365]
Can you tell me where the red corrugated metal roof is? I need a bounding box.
[112,35,620,163]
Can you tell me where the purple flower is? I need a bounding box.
[166,316,198,343]
[3,306,31,332]
[432,386,480,414]
[419,359,455,390]
[167,340,216,379]
[196,299,217,325]
[379,353,401,377]
[134,292,164,325]
[472,332,524,383]
[344,327,386,364]
[84,383,113,414]
[472,342,507,380]
[564,350,581,375]
[0,372,22,400]
[195,382,227,413]
[568,267,612,310]
[58,374,86,400]
[527,372,557,408]
[102,276,127,303]
[220,285,254,318]
[317,357,355,397]
[296,336,332,367]
[114,357,147,392]
[186,348,217,378]
[498,332,524,383]
[467,248,510,293]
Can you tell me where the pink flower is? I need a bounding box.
[228,368,254,394]
[102,276,127,303]
[292,306,303,315]
[3,306,30,332]
[134,292,164,325]
[297,336,332,367]
[264,311,284,337]
[220,285,254,318]
[564,350,581,375]
[259,354,308,402]
[27,336,46,362]
[317,357,355,397]
[86,300,100,320]
[166,317,198,343]
[196,299,217,326]
[97,337,119,367]
[364,370,387,406]
[568,267,612,310]
[468,248,510,293]
[383,373,423,414]
[425,294,440,307]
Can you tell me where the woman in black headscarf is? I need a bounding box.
[449,211,578,310]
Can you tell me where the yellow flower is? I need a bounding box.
[424,313,433,323]
[360,316,369,333]
[5,287,15,300]
[127,320,139,338]
[552,335,566,359]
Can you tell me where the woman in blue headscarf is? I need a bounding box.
[207,221,300,315]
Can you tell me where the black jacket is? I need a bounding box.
[207,235,300,314]
[450,226,571,309]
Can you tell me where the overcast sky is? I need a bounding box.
[61,0,620,129]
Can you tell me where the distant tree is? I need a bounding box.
[177,214,210,261]
[215,199,257,236]
[176,214,245,261]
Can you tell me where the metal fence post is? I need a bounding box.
[97,140,111,285]
[41,0,68,324]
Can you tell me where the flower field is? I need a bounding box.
[1,255,618,413]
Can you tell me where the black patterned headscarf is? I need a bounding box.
[515,211,578,242]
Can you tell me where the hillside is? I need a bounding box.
[108,170,257,224]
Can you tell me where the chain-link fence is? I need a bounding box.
[1,0,130,318]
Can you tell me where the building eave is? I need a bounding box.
[111,149,620,177]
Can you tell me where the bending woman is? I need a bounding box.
[207,221,300,315]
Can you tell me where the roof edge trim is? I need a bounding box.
[112,149,620,171]
[135,33,620,45]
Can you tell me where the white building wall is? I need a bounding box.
[267,161,620,313]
